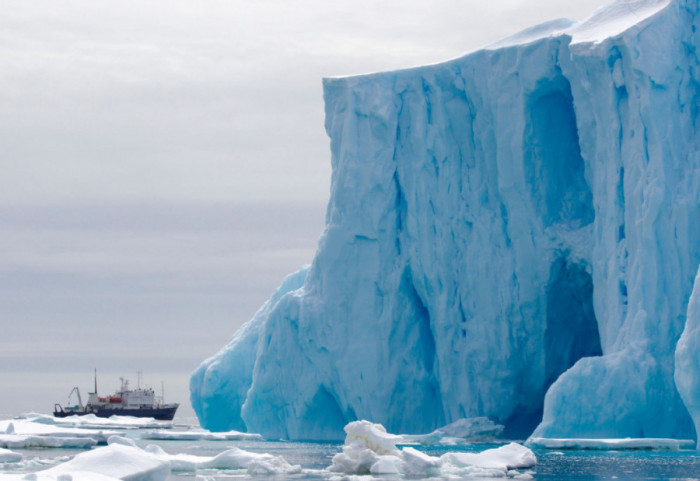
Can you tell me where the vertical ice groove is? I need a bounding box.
[191,0,700,442]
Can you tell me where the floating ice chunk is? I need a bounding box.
[140,428,263,441]
[0,447,21,463]
[21,413,172,430]
[38,442,170,481]
[0,434,97,449]
[141,442,301,474]
[400,447,441,476]
[6,472,123,481]
[442,443,537,470]
[329,421,535,477]
[527,437,696,450]
[0,418,118,444]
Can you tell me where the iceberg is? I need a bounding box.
[192,0,700,442]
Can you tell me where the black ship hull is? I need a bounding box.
[54,405,178,421]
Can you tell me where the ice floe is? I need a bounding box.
[1,435,301,480]
[140,428,263,441]
[0,419,118,447]
[17,413,172,430]
[0,434,97,449]
[329,420,536,477]
[0,447,22,463]
[527,437,696,450]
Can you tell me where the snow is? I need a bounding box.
[527,437,696,450]
[191,0,700,443]
[140,428,263,441]
[329,421,536,477]
[568,0,671,44]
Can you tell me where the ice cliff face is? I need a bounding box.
[192,0,700,441]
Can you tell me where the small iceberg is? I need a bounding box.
[400,417,505,445]
[329,420,536,477]
[527,437,696,451]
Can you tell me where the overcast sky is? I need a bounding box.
[0,0,610,419]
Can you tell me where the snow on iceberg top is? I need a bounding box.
[487,0,671,49]
[325,0,673,85]
[567,0,671,44]
[485,18,576,49]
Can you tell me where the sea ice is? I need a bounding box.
[0,418,119,444]
[0,434,97,449]
[329,420,535,477]
[140,428,263,441]
[20,413,172,430]
[23,442,170,481]
[1,435,301,480]
[0,447,21,463]
[142,443,302,474]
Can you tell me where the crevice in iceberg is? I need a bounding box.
[391,266,436,373]
[301,386,354,441]
[524,73,594,228]
[504,255,602,439]
[544,256,602,388]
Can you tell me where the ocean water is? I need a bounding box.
[2,434,700,480]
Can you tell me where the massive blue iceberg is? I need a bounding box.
[191,0,700,442]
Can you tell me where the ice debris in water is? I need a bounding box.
[2,435,301,480]
[329,420,536,477]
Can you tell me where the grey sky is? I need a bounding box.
[1,0,609,419]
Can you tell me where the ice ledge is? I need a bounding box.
[527,437,696,450]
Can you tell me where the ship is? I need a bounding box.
[53,371,179,421]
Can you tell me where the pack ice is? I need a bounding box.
[192,0,700,442]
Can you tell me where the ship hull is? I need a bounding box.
[54,405,178,421]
